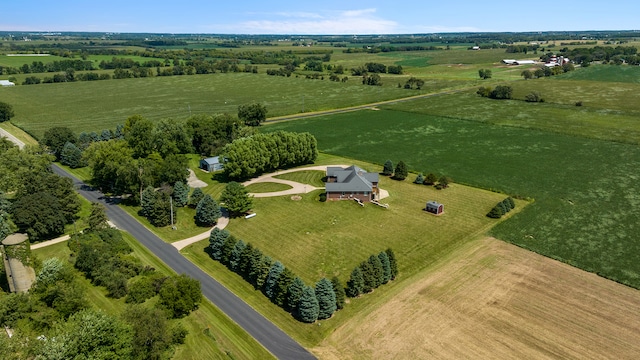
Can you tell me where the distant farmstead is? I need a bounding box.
[425,201,444,215]
[200,156,224,172]
[325,165,379,202]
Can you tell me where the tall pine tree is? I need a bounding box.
[331,276,346,310]
[386,248,398,280]
[208,228,230,261]
[195,194,222,226]
[360,261,376,293]
[382,159,394,176]
[188,187,204,208]
[229,239,246,272]
[287,277,305,312]
[297,286,319,323]
[378,251,391,284]
[315,278,337,320]
[140,186,156,218]
[263,261,284,300]
[172,181,189,207]
[346,266,364,297]
[274,268,295,308]
[369,254,384,288]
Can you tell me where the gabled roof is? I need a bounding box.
[201,156,221,165]
[326,165,378,193]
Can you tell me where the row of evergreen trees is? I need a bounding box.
[207,228,350,323]
[346,250,398,297]
[222,131,318,180]
[486,197,516,218]
[140,183,222,227]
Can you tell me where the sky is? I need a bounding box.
[2,1,639,34]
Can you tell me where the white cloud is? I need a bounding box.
[341,8,377,17]
[210,8,398,34]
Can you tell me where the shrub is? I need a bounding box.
[414,173,424,184]
[319,193,327,202]
[423,173,438,185]
[525,91,544,103]
[489,85,513,100]
[575,101,583,107]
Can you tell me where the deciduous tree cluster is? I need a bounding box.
[222,131,318,180]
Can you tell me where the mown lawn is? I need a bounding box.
[273,170,326,187]
[31,232,274,360]
[245,182,292,193]
[182,154,520,346]
[264,107,640,289]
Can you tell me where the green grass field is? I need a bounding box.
[1,72,448,139]
[32,232,274,359]
[556,64,640,83]
[264,107,640,289]
[182,153,520,345]
[245,182,292,193]
[273,170,326,187]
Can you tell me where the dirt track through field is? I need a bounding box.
[312,237,640,359]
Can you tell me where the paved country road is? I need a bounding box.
[51,165,315,360]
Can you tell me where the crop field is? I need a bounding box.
[0,54,67,67]
[265,106,640,288]
[555,64,640,83]
[182,153,523,346]
[0,72,465,139]
[313,237,640,359]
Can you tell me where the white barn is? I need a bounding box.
[0,80,15,87]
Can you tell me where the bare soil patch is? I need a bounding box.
[312,237,640,359]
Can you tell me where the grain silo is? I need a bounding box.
[1,233,36,293]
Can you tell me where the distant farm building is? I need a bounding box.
[472,46,480,50]
[0,80,15,86]
[199,156,224,172]
[425,201,444,215]
[325,165,379,202]
[545,55,570,67]
[1,233,36,293]
[502,59,537,65]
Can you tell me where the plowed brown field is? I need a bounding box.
[312,237,640,359]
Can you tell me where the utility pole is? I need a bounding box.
[170,196,175,229]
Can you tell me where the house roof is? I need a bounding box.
[201,156,220,165]
[426,201,442,208]
[326,165,378,193]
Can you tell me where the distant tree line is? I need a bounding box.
[343,45,442,53]
[557,45,639,65]
[222,131,318,180]
[207,228,351,322]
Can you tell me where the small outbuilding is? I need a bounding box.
[200,156,223,172]
[425,201,444,215]
[0,80,16,87]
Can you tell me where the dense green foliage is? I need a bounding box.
[219,182,253,217]
[222,131,318,180]
[194,194,222,226]
[393,160,408,180]
[0,101,15,122]
[172,181,190,207]
[315,278,337,320]
[487,197,516,218]
[296,286,319,323]
[382,159,394,176]
[42,126,77,160]
[157,274,202,319]
[238,103,268,126]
